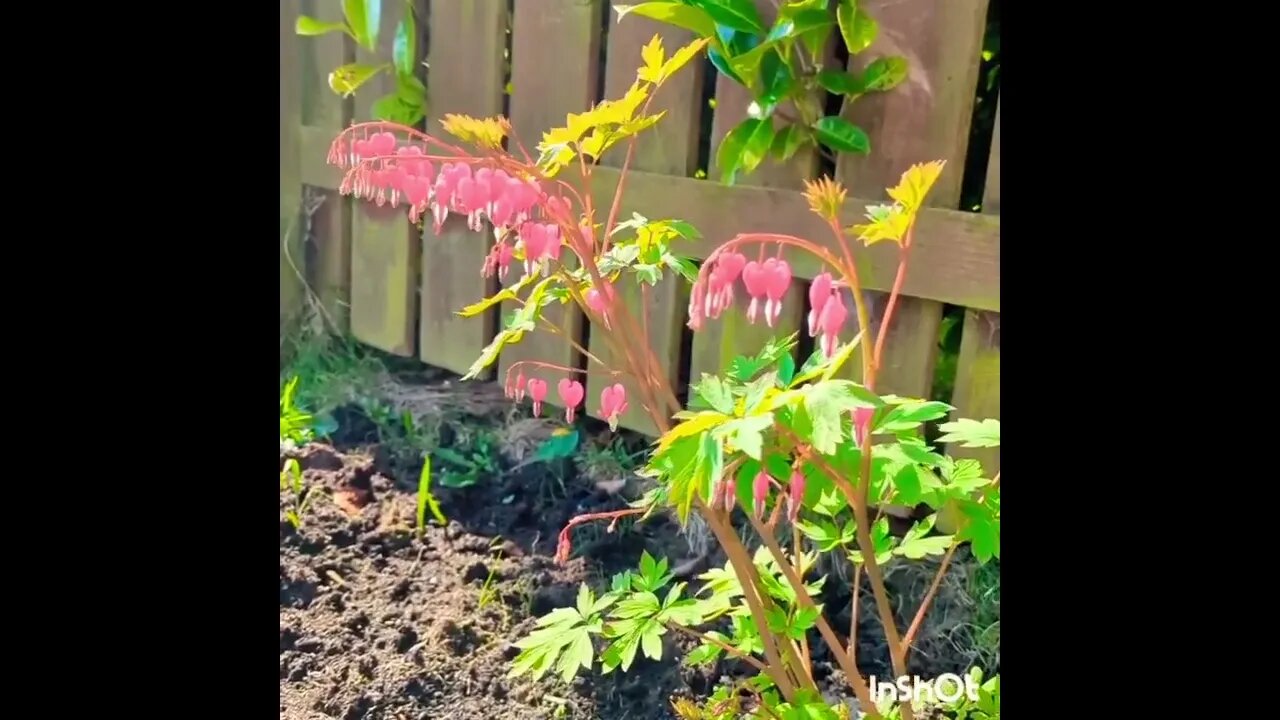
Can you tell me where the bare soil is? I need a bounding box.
[280,441,712,720]
[279,419,997,719]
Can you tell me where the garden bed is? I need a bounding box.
[279,374,998,720]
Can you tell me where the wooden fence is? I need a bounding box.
[280,0,1000,471]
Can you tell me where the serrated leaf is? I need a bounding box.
[793,604,821,632]
[716,414,773,460]
[640,620,664,660]
[895,534,954,560]
[937,418,1001,448]
[776,353,796,387]
[693,375,735,414]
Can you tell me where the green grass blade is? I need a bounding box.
[417,454,447,535]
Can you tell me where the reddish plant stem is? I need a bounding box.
[871,225,916,369]
[898,471,999,665]
[743,511,880,718]
[896,543,957,665]
[554,507,645,564]
[848,564,863,663]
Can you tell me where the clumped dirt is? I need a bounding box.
[279,432,998,719]
[280,442,711,720]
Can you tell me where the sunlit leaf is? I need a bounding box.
[687,0,766,34]
[886,159,947,213]
[615,2,718,39]
[296,15,352,38]
[342,0,381,51]
[440,113,509,150]
[836,0,878,54]
[860,55,908,92]
[328,63,388,97]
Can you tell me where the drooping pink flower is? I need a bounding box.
[721,478,736,512]
[787,470,806,523]
[808,272,834,336]
[742,261,768,323]
[704,251,746,319]
[852,406,874,447]
[369,131,397,158]
[557,378,585,422]
[481,241,514,280]
[815,289,849,358]
[753,471,772,519]
[514,371,527,402]
[585,280,615,328]
[599,383,628,431]
[431,163,473,232]
[686,278,706,330]
[762,257,792,327]
[455,175,490,232]
[520,222,562,274]
[395,145,433,179]
[527,378,548,417]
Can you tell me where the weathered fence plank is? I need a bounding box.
[949,99,1000,472]
[419,0,509,377]
[836,0,990,398]
[350,0,421,356]
[298,0,352,332]
[281,0,304,332]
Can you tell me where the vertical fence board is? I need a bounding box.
[836,0,989,399]
[350,0,421,356]
[688,0,819,395]
[281,0,304,332]
[299,0,352,332]
[419,0,509,377]
[584,14,705,435]
[949,100,999,472]
[497,0,603,405]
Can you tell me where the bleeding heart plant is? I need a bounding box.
[325,27,999,720]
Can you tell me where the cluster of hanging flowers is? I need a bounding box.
[503,369,630,431]
[327,126,566,283]
[688,250,851,360]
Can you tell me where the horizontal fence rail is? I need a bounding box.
[280,0,1000,472]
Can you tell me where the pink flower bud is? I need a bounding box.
[787,470,805,523]
[853,406,874,447]
[753,471,771,519]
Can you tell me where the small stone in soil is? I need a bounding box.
[295,638,323,654]
[464,562,490,584]
[396,627,418,653]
